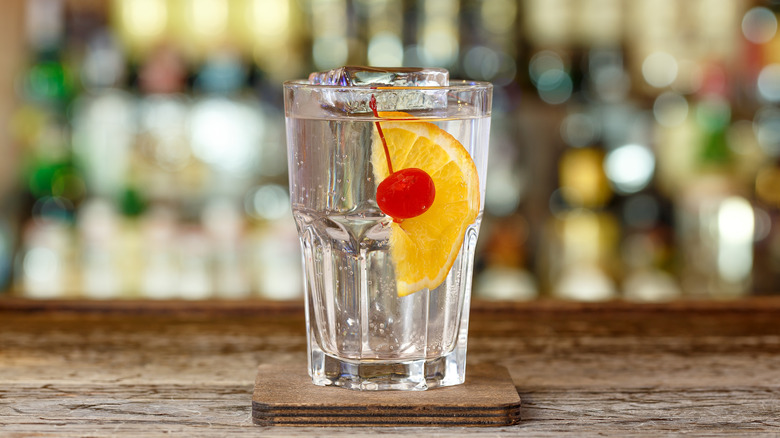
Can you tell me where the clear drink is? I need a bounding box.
[284,80,491,390]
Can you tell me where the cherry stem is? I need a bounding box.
[369,94,394,175]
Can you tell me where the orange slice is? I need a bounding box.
[372,112,480,296]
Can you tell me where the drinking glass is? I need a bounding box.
[284,79,492,390]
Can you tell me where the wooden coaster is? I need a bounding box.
[252,363,521,427]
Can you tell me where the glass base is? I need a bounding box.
[309,348,466,391]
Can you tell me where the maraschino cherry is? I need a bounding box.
[370,95,435,221]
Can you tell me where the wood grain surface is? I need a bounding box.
[1,298,779,436]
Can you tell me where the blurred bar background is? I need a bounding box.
[1,0,779,302]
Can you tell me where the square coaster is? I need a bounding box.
[252,363,521,427]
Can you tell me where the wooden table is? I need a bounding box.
[1,298,779,436]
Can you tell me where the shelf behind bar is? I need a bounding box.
[2,295,780,316]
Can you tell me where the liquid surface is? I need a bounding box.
[287,116,488,361]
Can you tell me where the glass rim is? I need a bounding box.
[283,79,493,91]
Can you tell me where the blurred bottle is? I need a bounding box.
[544,145,620,301]
[743,5,780,295]
[77,200,121,298]
[753,159,780,294]
[12,0,83,297]
[139,205,179,299]
[674,81,754,297]
[249,215,303,300]
[203,199,251,299]
[619,194,681,302]
[189,52,261,298]
[134,44,194,201]
[190,51,262,199]
[69,31,136,298]
[72,31,135,203]
[541,46,627,301]
[475,214,538,301]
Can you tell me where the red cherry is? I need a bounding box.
[377,168,436,220]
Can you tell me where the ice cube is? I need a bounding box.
[308,66,450,114]
[308,66,448,87]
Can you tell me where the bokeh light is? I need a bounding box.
[368,32,403,67]
[245,184,290,221]
[32,196,73,223]
[642,51,678,88]
[486,167,524,217]
[588,49,630,102]
[742,7,777,44]
[24,247,60,283]
[186,0,228,39]
[529,50,564,85]
[757,64,780,102]
[529,51,572,104]
[717,197,754,283]
[81,32,125,89]
[753,106,780,157]
[249,0,290,39]
[671,59,703,95]
[313,36,348,70]
[623,268,681,302]
[753,206,772,242]
[561,113,600,147]
[604,144,655,194]
[756,166,780,206]
[481,0,517,34]
[555,264,617,301]
[537,70,573,104]
[190,98,262,175]
[12,0,780,303]
[492,52,518,87]
[418,0,459,68]
[420,24,459,68]
[559,148,611,208]
[119,0,167,44]
[138,97,191,171]
[463,46,500,81]
[592,67,630,102]
[653,92,689,127]
[202,199,244,241]
[696,96,731,132]
[310,0,348,70]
